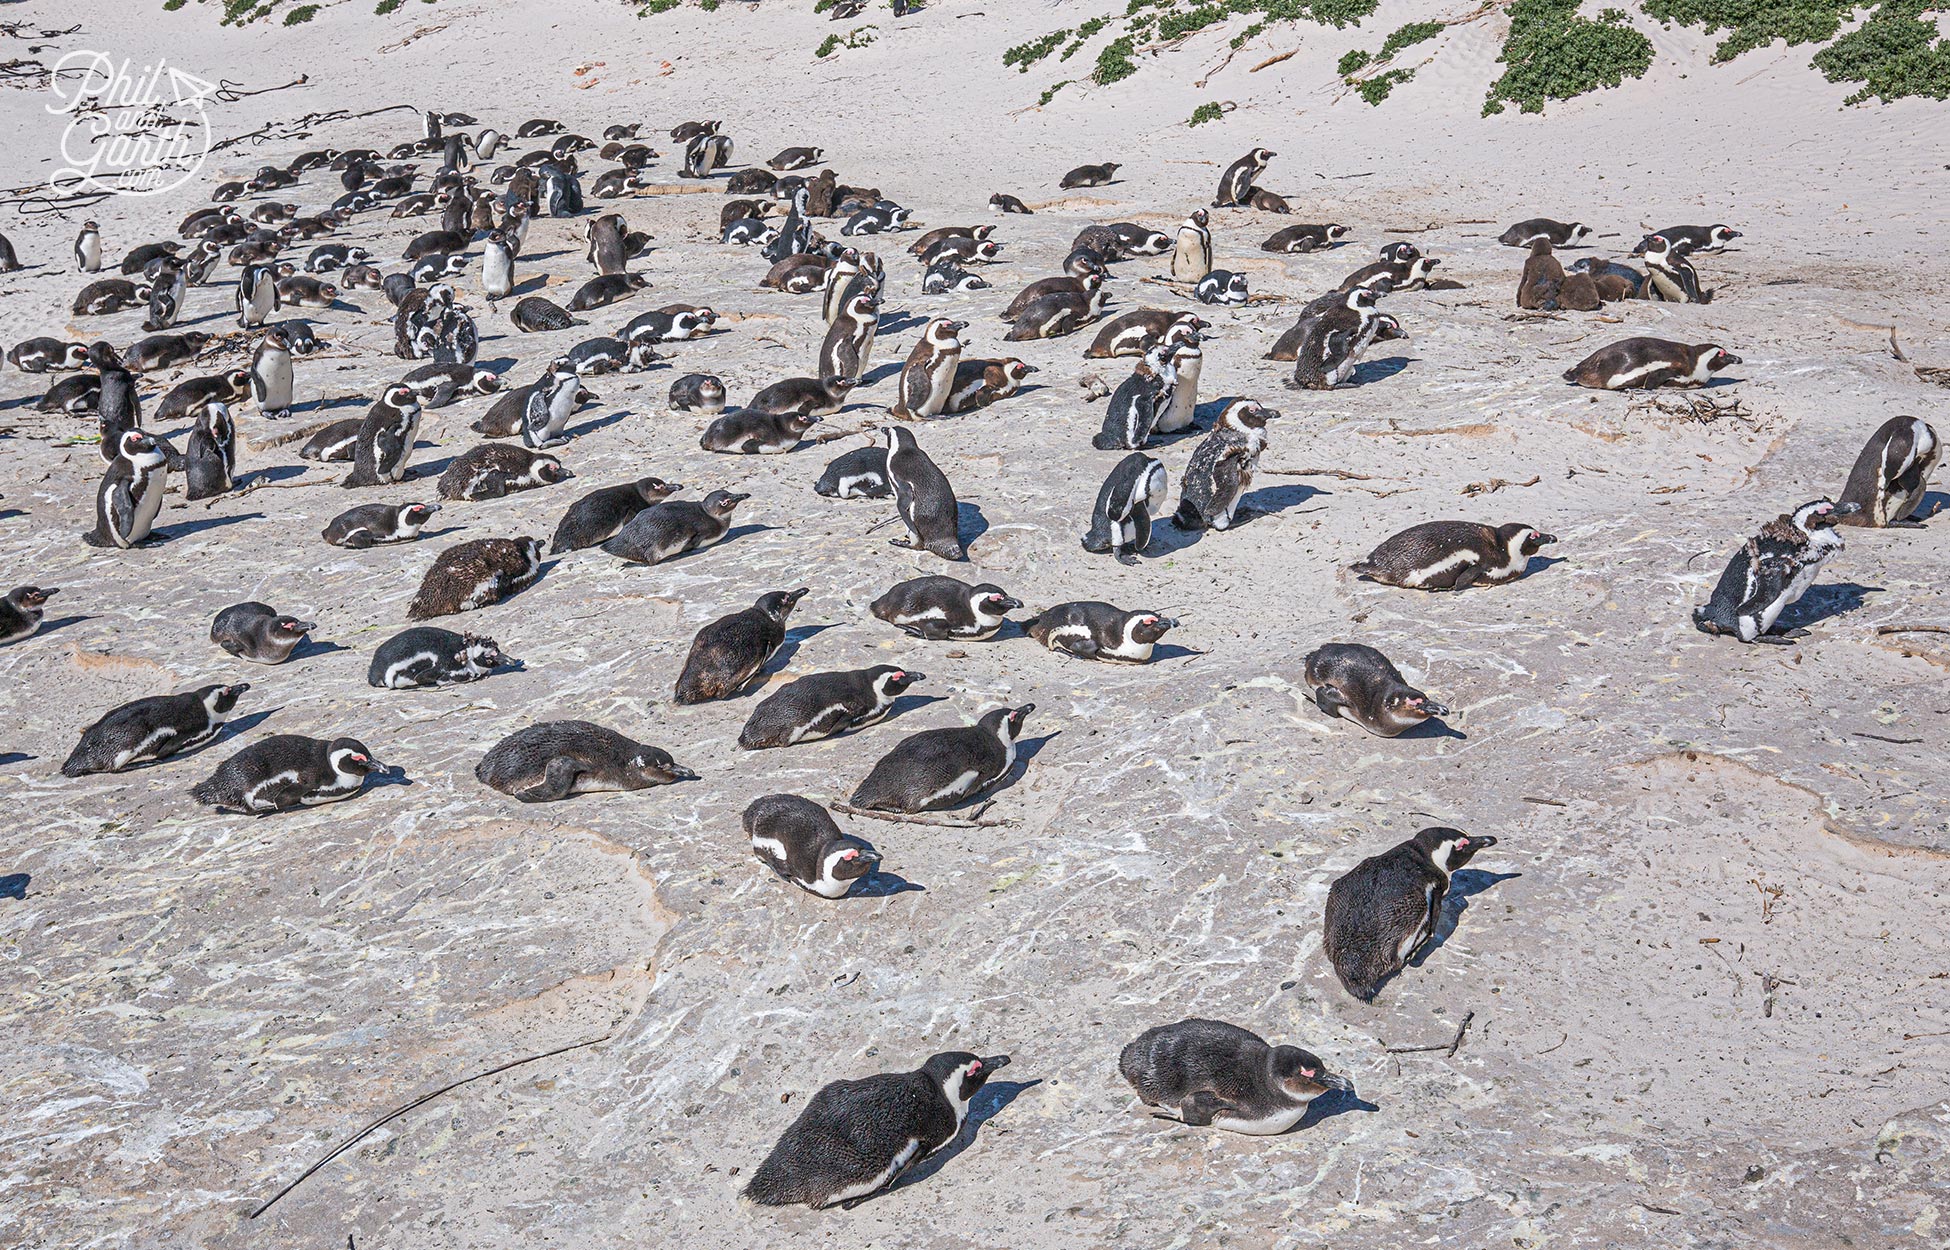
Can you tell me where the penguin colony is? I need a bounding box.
[0,96,1939,1216]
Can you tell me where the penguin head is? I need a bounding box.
[270,614,315,640]
[60,343,92,369]
[222,369,252,395]
[1189,208,1209,228]
[1700,345,1741,373]
[533,458,570,486]
[988,703,1035,743]
[923,1052,1011,1104]
[1004,360,1038,383]
[202,682,250,715]
[1414,827,1496,873]
[327,738,387,779]
[401,502,440,525]
[8,586,57,611]
[1370,314,1407,342]
[1270,1045,1352,1096]
[1253,147,1277,164]
[461,633,515,671]
[470,369,504,395]
[1222,400,1281,431]
[756,587,810,623]
[1497,523,1556,556]
[1347,287,1382,312]
[870,665,925,699]
[1791,497,1857,532]
[628,746,695,785]
[1129,613,1176,645]
[784,412,822,438]
[702,490,750,519]
[119,430,164,464]
[1388,687,1449,723]
[1708,225,1742,246]
[1379,241,1421,264]
[971,584,1022,618]
[381,383,419,411]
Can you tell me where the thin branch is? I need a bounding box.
[831,800,1011,829]
[1384,1011,1474,1056]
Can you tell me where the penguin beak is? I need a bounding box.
[665,763,698,782]
[899,670,926,683]
[1313,1070,1354,1093]
[1413,697,1449,718]
[1833,501,1862,516]
[976,1054,1011,1072]
[1019,365,1040,374]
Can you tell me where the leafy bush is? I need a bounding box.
[1005,29,1069,70]
[1338,47,1371,74]
[1483,0,1652,114]
[1231,19,1266,47]
[1039,78,1074,105]
[1189,100,1226,124]
[816,33,840,55]
[1358,67,1413,102]
[1093,34,1139,83]
[1642,0,1856,62]
[1380,19,1441,58]
[1812,0,1950,103]
[284,3,318,21]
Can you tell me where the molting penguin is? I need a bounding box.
[190,735,388,814]
[368,626,516,689]
[549,477,681,552]
[848,704,1034,813]
[1174,399,1279,531]
[322,501,441,548]
[700,408,820,454]
[1350,521,1555,591]
[0,586,58,645]
[602,490,747,565]
[407,536,544,619]
[1092,345,1178,451]
[1562,338,1739,390]
[1836,416,1938,528]
[744,795,880,898]
[1692,498,1858,643]
[1082,454,1167,563]
[210,601,315,665]
[739,666,924,749]
[182,402,237,500]
[437,443,568,501]
[1324,827,1497,1000]
[673,588,808,703]
[1120,1019,1351,1135]
[883,426,964,560]
[743,1052,1011,1208]
[476,721,693,801]
[871,576,1020,641]
[1303,643,1449,736]
[84,430,169,549]
[1026,602,1175,663]
[61,682,248,775]
[1214,148,1275,208]
[1059,162,1121,188]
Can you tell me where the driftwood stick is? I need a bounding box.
[1384,1010,1475,1056]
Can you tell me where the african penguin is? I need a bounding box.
[1120,1019,1351,1135]
[744,794,880,898]
[190,735,390,814]
[1324,827,1497,1000]
[61,682,249,776]
[739,666,925,749]
[475,721,693,801]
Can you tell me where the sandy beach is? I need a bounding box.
[2,1,1947,1246]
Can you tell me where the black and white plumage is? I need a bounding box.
[509,295,585,333]
[564,336,659,376]
[1213,147,1275,207]
[1174,400,1278,531]
[744,1052,1010,1208]
[1260,222,1349,254]
[841,201,911,235]
[1324,827,1496,1000]
[1350,521,1556,591]
[567,272,652,312]
[437,444,569,502]
[0,586,58,646]
[300,418,362,463]
[549,478,681,553]
[1498,218,1590,247]
[1170,208,1213,283]
[1692,498,1858,643]
[870,576,1020,641]
[84,430,169,549]
[182,402,237,501]
[1091,347,1177,451]
[1562,338,1739,390]
[888,317,967,421]
[922,260,988,293]
[475,721,693,802]
[673,588,807,703]
[1120,1019,1351,1135]
[142,260,187,332]
[1836,416,1938,528]
[190,734,389,814]
[944,357,1036,414]
[884,426,964,561]
[1083,309,1205,360]
[848,704,1034,813]
[601,490,747,565]
[249,330,295,419]
[61,682,249,776]
[37,374,100,415]
[744,794,879,897]
[1026,602,1175,663]
[1194,270,1249,306]
[8,339,91,373]
[700,409,820,454]
[210,601,315,665]
[1282,288,1381,389]
[322,501,440,548]
[368,626,516,688]
[407,536,545,620]
[739,665,924,750]
[813,444,891,499]
[668,372,727,413]
[1082,454,1167,563]
[749,376,856,417]
[1637,234,1709,303]
[624,306,717,346]
[236,263,281,328]
[91,342,141,464]
[343,385,423,488]
[1633,224,1742,256]
[402,363,503,409]
[1303,643,1449,737]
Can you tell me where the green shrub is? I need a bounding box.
[1642,0,1855,62]
[1004,29,1069,70]
[1483,0,1652,114]
[1812,0,1950,103]
[1231,19,1265,47]
[1338,47,1371,74]
[1093,34,1139,83]
[1160,3,1231,40]
[1379,19,1441,58]
[1188,100,1226,124]
[1039,78,1074,105]
[284,3,318,20]
[816,33,840,55]
[1064,14,1111,58]
[1358,67,1413,102]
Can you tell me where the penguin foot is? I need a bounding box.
[1115,551,1140,567]
[1753,634,1800,646]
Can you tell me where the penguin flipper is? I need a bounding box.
[516,757,581,802]
[1054,635,1100,660]
[1179,1091,1235,1128]
[1312,685,1350,720]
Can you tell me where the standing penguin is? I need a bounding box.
[1082,453,1167,563]
[84,430,169,549]
[90,342,141,463]
[889,317,967,421]
[249,328,295,420]
[1170,208,1213,283]
[143,259,187,332]
[848,704,1034,812]
[760,185,813,264]
[1174,399,1279,531]
[519,359,584,449]
[183,401,237,500]
[1692,498,1859,643]
[1119,1019,1350,1134]
[1151,321,1202,435]
[1213,148,1275,208]
[744,794,880,898]
[743,1052,1011,1208]
[672,588,808,703]
[344,384,424,488]
[1323,827,1497,1000]
[75,220,102,272]
[480,229,516,300]
[236,263,281,329]
[1092,346,1178,451]
[819,292,880,387]
[1836,416,1938,528]
[883,426,964,560]
[1638,234,1709,303]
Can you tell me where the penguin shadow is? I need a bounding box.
[239,464,306,488]
[0,508,22,521]
[1295,1085,1380,1131]
[288,636,351,662]
[1777,581,1878,632]
[1235,480,1324,523]
[159,511,264,541]
[0,756,32,771]
[313,394,371,412]
[876,311,928,336]
[407,524,467,542]
[519,248,578,263]
[1144,642,1205,663]
[28,614,91,640]
[0,872,29,901]
[510,274,552,298]
[859,361,903,387]
[479,356,521,373]
[955,502,990,550]
[1697,374,1743,389]
[564,407,633,440]
[988,731,1059,799]
[765,622,841,677]
[1522,554,1567,579]
[1349,356,1412,386]
[408,452,461,479]
[218,708,279,742]
[362,766,416,796]
[0,395,41,412]
[720,522,780,546]
[886,692,949,721]
[882,1078,1041,1201]
[849,868,925,898]
[1417,867,1523,962]
[1396,715,1465,741]
[1913,491,1950,523]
